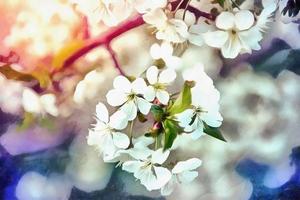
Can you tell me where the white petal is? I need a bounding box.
[203,31,229,48]
[109,110,128,129]
[221,36,242,58]
[161,176,176,196]
[156,90,170,105]
[144,86,156,102]
[216,12,235,30]
[106,89,127,106]
[235,10,254,31]
[95,102,109,123]
[201,111,223,127]
[86,130,102,147]
[175,9,196,26]
[122,161,143,173]
[112,132,130,149]
[22,88,42,114]
[132,78,147,94]
[146,65,159,84]
[158,68,176,84]
[178,171,199,183]
[133,136,155,148]
[190,126,204,140]
[176,109,194,128]
[151,148,170,164]
[40,94,58,116]
[172,158,202,174]
[150,43,162,59]
[120,100,137,120]
[160,42,174,57]
[238,27,262,51]
[113,75,131,93]
[152,166,172,189]
[137,97,152,115]
[143,8,167,27]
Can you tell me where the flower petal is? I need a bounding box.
[137,97,152,115]
[95,102,109,123]
[235,10,254,31]
[150,43,162,59]
[158,68,176,84]
[221,35,242,58]
[152,166,172,189]
[203,31,229,48]
[176,109,194,128]
[190,125,204,140]
[151,148,170,164]
[109,110,128,129]
[216,12,235,30]
[178,171,199,183]
[144,86,156,102]
[120,100,137,120]
[113,75,131,93]
[106,89,127,106]
[132,78,147,94]
[160,176,176,196]
[156,90,170,105]
[22,88,42,114]
[40,94,58,116]
[122,161,143,173]
[146,65,159,84]
[172,158,202,174]
[112,132,130,149]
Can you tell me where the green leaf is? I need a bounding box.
[203,122,226,142]
[168,81,194,115]
[162,119,181,150]
[212,0,225,7]
[150,105,164,122]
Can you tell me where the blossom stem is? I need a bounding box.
[129,119,134,142]
[105,44,125,76]
[61,15,145,70]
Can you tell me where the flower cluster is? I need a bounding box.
[87,61,223,194]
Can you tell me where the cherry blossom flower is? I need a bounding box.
[144,65,176,104]
[161,158,202,196]
[150,42,182,70]
[122,148,171,191]
[203,10,263,58]
[143,8,188,43]
[22,88,59,117]
[106,75,152,120]
[72,0,131,26]
[134,0,167,13]
[87,102,130,159]
[176,65,223,139]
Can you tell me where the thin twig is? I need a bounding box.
[105,44,125,75]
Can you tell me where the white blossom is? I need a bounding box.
[106,75,152,120]
[134,0,167,13]
[144,65,176,104]
[143,8,189,43]
[87,102,130,159]
[72,0,131,26]
[22,88,59,116]
[161,158,202,196]
[176,65,222,139]
[150,42,182,70]
[203,10,263,58]
[122,148,172,191]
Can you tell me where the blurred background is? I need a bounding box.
[0,0,300,200]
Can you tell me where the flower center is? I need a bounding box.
[127,93,136,101]
[153,83,167,90]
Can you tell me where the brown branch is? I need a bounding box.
[61,14,144,71]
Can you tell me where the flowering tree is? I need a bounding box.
[0,0,299,197]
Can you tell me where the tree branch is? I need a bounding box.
[61,14,144,70]
[105,44,125,76]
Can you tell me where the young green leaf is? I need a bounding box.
[162,119,182,150]
[150,105,164,122]
[203,122,226,142]
[168,81,194,115]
